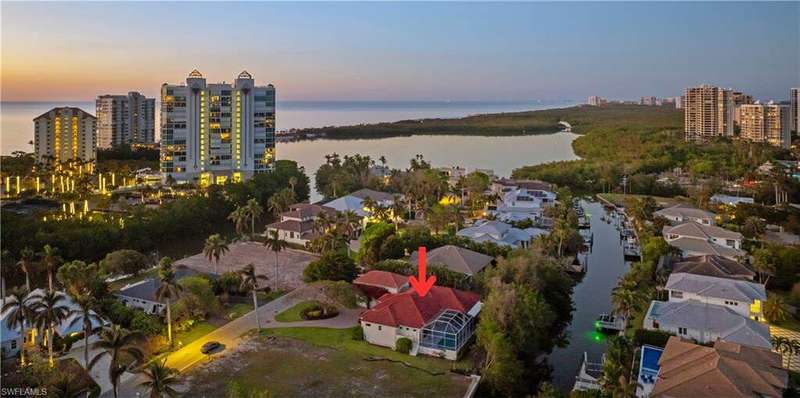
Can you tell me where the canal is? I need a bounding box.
[549,200,630,390]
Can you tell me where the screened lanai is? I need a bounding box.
[419,309,476,352]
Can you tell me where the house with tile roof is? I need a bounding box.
[663,221,744,260]
[265,203,337,246]
[652,336,787,398]
[456,220,536,248]
[644,300,772,349]
[352,270,410,307]
[665,273,766,320]
[670,255,755,281]
[654,204,716,226]
[409,245,493,277]
[359,285,481,360]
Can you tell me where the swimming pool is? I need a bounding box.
[637,345,664,396]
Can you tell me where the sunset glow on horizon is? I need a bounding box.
[2,1,798,102]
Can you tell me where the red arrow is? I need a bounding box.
[409,246,437,297]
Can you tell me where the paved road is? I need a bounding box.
[108,286,361,397]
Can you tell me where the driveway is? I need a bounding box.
[108,284,362,397]
[176,241,319,291]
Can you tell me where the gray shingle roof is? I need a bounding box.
[666,237,745,259]
[666,273,766,302]
[116,267,202,303]
[654,204,715,221]
[672,255,755,281]
[409,245,493,276]
[646,300,771,349]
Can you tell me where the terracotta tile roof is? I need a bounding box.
[652,337,788,398]
[359,285,480,328]
[353,270,409,290]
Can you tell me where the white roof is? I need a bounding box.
[457,220,534,248]
[324,195,367,217]
[654,204,715,221]
[664,222,742,241]
[666,273,766,302]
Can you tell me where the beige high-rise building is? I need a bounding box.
[732,91,754,127]
[96,92,156,148]
[739,102,790,148]
[683,85,734,142]
[33,107,97,165]
[791,88,799,133]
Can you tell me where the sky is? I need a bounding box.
[1,1,798,102]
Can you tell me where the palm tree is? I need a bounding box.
[203,234,229,275]
[764,295,789,323]
[263,230,288,291]
[390,195,405,231]
[89,325,144,398]
[610,283,646,330]
[362,196,378,218]
[67,292,104,368]
[238,264,268,329]
[155,257,182,347]
[138,359,181,398]
[2,288,34,365]
[31,289,69,366]
[339,210,361,240]
[49,374,92,398]
[751,247,776,285]
[600,336,639,398]
[40,244,61,292]
[17,247,35,291]
[228,206,248,238]
[244,198,264,237]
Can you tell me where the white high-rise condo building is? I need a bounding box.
[160,70,276,185]
[33,107,97,165]
[791,88,799,134]
[739,102,791,149]
[96,92,156,148]
[683,85,734,142]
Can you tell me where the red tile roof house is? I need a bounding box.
[357,273,481,361]
[353,270,411,308]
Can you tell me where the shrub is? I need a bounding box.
[370,259,413,275]
[303,251,357,283]
[300,303,339,320]
[633,328,672,348]
[131,310,164,336]
[318,280,366,309]
[102,299,135,328]
[100,249,150,276]
[350,326,364,341]
[396,337,412,354]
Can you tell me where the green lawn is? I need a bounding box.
[174,321,217,347]
[226,303,253,320]
[183,327,472,397]
[261,327,466,373]
[274,300,321,322]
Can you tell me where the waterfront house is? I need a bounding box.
[359,285,481,360]
[115,267,203,314]
[489,178,553,196]
[265,203,337,246]
[409,245,493,277]
[2,289,106,358]
[456,219,536,248]
[324,188,398,218]
[652,337,787,398]
[669,255,755,281]
[653,204,716,225]
[643,300,772,349]
[487,186,556,223]
[662,221,744,260]
[664,272,766,320]
[710,194,755,206]
[352,270,410,308]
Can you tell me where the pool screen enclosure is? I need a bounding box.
[420,309,476,352]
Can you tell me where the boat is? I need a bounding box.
[594,313,625,333]
[573,352,604,392]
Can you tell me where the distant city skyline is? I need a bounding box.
[1,2,798,102]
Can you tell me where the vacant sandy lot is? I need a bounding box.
[176,241,318,290]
